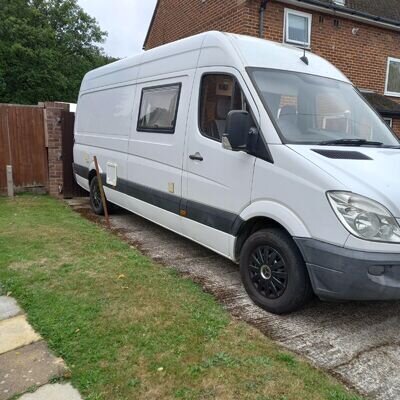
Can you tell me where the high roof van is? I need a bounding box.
[74,32,400,314]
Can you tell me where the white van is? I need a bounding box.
[74,32,400,314]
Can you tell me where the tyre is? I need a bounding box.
[89,176,106,215]
[240,228,313,314]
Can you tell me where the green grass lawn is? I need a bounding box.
[0,195,362,400]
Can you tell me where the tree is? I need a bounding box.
[0,0,116,104]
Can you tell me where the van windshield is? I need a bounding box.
[249,68,399,146]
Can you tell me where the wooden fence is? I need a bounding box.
[0,104,48,193]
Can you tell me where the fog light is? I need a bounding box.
[368,266,385,276]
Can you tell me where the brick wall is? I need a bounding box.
[248,1,400,100]
[393,118,400,137]
[145,0,250,49]
[43,102,70,198]
[145,0,400,136]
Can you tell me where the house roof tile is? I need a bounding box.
[362,91,400,116]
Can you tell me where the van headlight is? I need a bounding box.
[327,191,400,243]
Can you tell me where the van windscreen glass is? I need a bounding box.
[248,68,399,146]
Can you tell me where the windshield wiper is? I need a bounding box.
[318,139,384,147]
[381,145,400,149]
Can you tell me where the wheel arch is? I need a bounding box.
[234,201,311,260]
[88,169,97,183]
[88,158,105,183]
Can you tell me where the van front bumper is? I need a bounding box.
[295,238,400,301]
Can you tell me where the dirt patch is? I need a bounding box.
[8,259,49,272]
[73,207,101,224]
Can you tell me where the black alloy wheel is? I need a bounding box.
[249,245,288,299]
[90,176,105,215]
[240,228,313,314]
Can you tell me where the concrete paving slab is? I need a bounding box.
[65,198,89,207]
[0,316,41,355]
[0,297,21,321]
[334,344,400,400]
[19,383,82,400]
[0,341,66,400]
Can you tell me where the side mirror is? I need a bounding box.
[222,110,258,152]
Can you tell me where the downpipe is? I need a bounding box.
[259,0,269,38]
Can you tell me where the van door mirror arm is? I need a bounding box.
[246,126,259,155]
[222,127,259,154]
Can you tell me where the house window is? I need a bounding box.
[284,9,312,47]
[385,58,400,97]
[384,118,393,128]
[137,83,181,133]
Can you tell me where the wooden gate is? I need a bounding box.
[0,104,48,192]
[61,110,85,198]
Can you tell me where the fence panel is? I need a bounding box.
[0,104,48,192]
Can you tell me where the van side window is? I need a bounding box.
[199,74,253,141]
[137,83,181,133]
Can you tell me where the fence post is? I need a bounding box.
[6,165,14,197]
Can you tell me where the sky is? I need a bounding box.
[77,0,158,59]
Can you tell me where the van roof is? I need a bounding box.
[81,31,349,92]
[225,33,348,82]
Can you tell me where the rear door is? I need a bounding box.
[182,67,258,257]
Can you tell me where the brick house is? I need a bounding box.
[143,0,400,136]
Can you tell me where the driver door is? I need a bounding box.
[182,67,259,257]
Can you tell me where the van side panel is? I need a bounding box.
[75,85,136,153]
[73,83,138,202]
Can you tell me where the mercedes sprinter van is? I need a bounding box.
[74,32,400,314]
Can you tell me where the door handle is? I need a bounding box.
[189,152,203,161]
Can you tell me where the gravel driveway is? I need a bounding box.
[69,198,400,400]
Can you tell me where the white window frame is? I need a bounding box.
[384,117,393,128]
[284,8,312,48]
[385,57,400,98]
[322,114,350,133]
